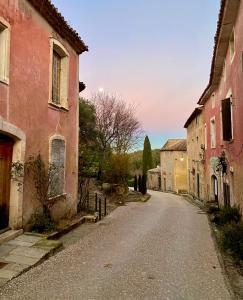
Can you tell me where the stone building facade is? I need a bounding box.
[160,139,188,194]
[147,166,161,191]
[0,0,87,230]
[196,0,243,209]
[184,108,206,202]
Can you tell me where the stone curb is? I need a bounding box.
[182,194,236,300]
[46,215,98,240]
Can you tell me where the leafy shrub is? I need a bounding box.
[207,205,220,214]
[31,211,55,233]
[127,177,134,188]
[220,222,243,260]
[213,205,241,226]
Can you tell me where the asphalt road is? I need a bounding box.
[0,191,231,300]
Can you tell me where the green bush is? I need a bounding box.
[207,205,220,214]
[213,205,241,226]
[221,222,243,260]
[127,178,134,187]
[31,211,55,233]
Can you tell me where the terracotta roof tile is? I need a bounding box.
[161,139,187,152]
[27,0,88,54]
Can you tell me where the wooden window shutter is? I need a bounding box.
[222,98,232,141]
[52,50,61,105]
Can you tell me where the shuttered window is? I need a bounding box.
[52,50,61,105]
[50,138,65,197]
[221,98,232,141]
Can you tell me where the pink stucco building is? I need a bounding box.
[197,0,243,208]
[0,0,87,230]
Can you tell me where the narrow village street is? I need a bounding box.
[0,191,231,300]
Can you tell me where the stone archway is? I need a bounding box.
[0,118,26,229]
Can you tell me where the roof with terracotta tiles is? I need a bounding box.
[160,139,187,152]
[27,0,88,54]
[198,0,239,105]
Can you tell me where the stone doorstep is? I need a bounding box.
[0,230,23,246]
[0,235,62,288]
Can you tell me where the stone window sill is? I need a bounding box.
[48,101,69,112]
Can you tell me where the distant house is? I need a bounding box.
[0,0,88,230]
[184,107,206,202]
[160,139,187,194]
[147,166,161,191]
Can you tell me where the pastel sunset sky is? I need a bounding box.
[52,0,220,149]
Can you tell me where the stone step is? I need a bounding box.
[0,230,23,246]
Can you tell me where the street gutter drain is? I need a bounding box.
[0,262,8,269]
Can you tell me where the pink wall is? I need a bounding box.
[204,1,243,207]
[0,0,80,226]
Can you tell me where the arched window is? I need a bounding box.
[50,137,65,197]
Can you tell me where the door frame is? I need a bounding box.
[0,119,26,229]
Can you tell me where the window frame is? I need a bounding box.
[229,28,235,63]
[0,17,10,85]
[49,135,66,197]
[221,96,233,142]
[49,39,69,110]
[210,116,216,149]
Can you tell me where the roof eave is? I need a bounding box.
[198,0,240,105]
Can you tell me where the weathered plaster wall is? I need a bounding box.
[187,112,206,202]
[203,1,243,209]
[0,0,79,228]
[160,151,188,193]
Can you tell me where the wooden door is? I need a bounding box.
[0,135,13,230]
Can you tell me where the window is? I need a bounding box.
[52,50,61,105]
[210,117,216,149]
[221,98,233,141]
[211,93,215,109]
[50,39,69,109]
[205,123,207,150]
[229,29,235,61]
[50,137,65,197]
[0,19,10,83]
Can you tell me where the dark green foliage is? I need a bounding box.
[128,149,160,176]
[138,175,142,193]
[102,153,130,184]
[79,98,100,178]
[213,205,241,226]
[141,174,147,195]
[221,222,243,260]
[31,211,55,233]
[127,177,134,188]
[152,149,160,167]
[134,175,138,191]
[207,206,220,214]
[142,136,153,175]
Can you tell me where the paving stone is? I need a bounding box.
[33,239,62,250]
[15,235,44,244]
[1,263,29,273]
[0,244,16,258]
[6,240,34,247]
[9,247,49,259]
[0,230,23,245]
[0,269,19,279]
[3,255,40,266]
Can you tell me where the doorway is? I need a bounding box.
[0,134,13,230]
[197,173,200,198]
[211,175,218,205]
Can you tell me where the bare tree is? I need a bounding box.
[91,92,142,154]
